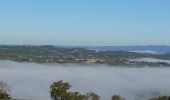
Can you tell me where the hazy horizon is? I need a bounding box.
[1,44,170,47]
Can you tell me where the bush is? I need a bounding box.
[0,81,11,99]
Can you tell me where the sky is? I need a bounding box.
[0,0,170,46]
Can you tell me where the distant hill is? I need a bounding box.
[0,45,170,66]
[57,45,170,54]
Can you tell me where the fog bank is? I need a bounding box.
[0,60,170,100]
[130,58,170,64]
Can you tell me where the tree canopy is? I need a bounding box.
[149,96,170,100]
[0,81,11,99]
[50,80,100,100]
[112,95,124,100]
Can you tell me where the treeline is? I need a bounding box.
[1,45,170,62]
[0,81,170,100]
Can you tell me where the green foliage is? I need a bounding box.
[68,92,86,100]
[50,80,100,100]
[0,81,11,99]
[50,80,71,100]
[149,96,170,100]
[112,95,124,100]
[85,92,100,100]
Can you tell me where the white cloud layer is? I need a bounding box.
[0,60,170,100]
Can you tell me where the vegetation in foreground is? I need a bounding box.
[0,82,11,99]
[0,80,170,100]
[49,81,170,100]
[50,80,100,100]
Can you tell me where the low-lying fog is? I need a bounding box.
[0,60,170,100]
[129,58,170,64]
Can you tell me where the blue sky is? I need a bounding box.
[0,0,170,46]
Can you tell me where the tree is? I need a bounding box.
[50,80,71,100]
[86,92,100,100]
[0,81,11,99]
[50,80,100,100]
[112,95,124,100]
[68,92,86,100]
[149,96,170,100]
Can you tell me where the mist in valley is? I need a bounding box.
[0,60,170,100]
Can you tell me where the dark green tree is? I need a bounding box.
[50,80,71,100]
[68,92,86,100]
[50,80,100,100]
[0,81,11,99]
[149,96,170,100]
[112,95,124,100]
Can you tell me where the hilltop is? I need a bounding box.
[0,45,170,66]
